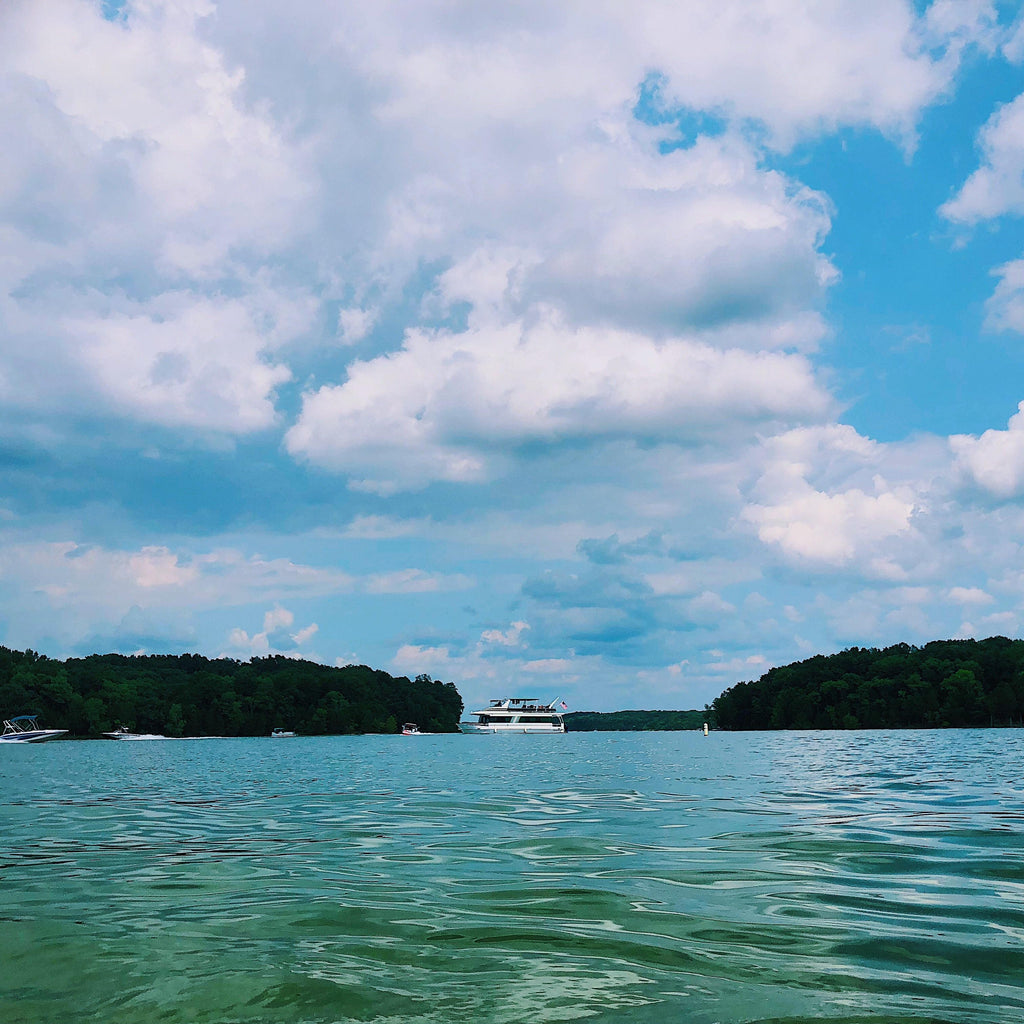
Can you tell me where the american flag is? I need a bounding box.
[560,701,568,709]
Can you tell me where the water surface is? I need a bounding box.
[2,730,1022,1023]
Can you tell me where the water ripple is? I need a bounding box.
[1,730,1023,1022]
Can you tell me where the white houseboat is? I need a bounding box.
[459,698,566,734]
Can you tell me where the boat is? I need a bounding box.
[401,723,421,735]
[101,726,168,740]
[270,728,296,738]
[459,698,566,734]
[1,715,68,743]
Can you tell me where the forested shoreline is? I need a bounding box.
[565,710,708,731]
[712,637,1024,730]
[0,648,463,737]
[7,635,1024,739]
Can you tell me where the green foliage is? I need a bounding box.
[565,709,710,731]
[0,648,463,738]
[712,637,1024,730]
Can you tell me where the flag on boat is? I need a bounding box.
[560,701,568,709]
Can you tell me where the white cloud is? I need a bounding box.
[262,605,294,633]
[307,0,976,152]
[479,621,530,648]
[745,487,915,565]
[224,605,319,658]
[61,293,294,432]
[287,314,831,491]
[0,0,314,434]
[742,425,919,567]
[983,259,1024,334]
[337,307,377,345]
[391,643,453,674]
[950,401,1024,497]
[1005,12,1024,63]
[364,569,473,594]
[948,586,995,605]
[522,658,574,674]
[942,91,1024,223]
[0,540,354,650]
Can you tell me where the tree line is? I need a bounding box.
[712,636,1024,730]
[565,709,708,731]
[0,647,464,737]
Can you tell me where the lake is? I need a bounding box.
[1,729,1022,1023]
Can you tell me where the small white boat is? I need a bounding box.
[271,728,296,738]
[1,715,68,743]
[459,698,566,734]
[401,722,421,735]
[102,726,168,740]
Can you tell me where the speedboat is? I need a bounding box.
[102,726,168,740]
[1,715,68,743]
[459,698,566,734]
[270,728,296,738]
[401,722,421,735]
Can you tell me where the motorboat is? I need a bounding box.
[459,698,566,734]
[1,715,68,743]
[102,726,168,740]
[401,723,421,735]
[271,728,296,738]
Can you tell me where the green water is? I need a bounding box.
[1,730,1022,1023]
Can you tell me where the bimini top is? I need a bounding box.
[1,714,68,742]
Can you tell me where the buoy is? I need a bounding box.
[703,722,709,736]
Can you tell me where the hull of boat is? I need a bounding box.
[102,733,168,740]
[0,729,67,743]
[459,722,565,734]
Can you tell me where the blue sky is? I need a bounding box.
[2,1,1024,712]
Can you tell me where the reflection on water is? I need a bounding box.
[2,730,1023,1023]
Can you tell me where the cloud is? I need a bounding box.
[948,586,995,605]
[479,621,530,648]
[577,531,666,565]
[0,0,314,436]
[60,293,294,432]
[225,604,319,658]
[950,401,1024,497]
[286,314,832,492]
[742,425,919,569]
[0,539,354,652]
[364,569,473,594]
[942,91,1024,223]
[983,259,1024,334]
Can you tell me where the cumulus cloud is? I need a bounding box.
[950,401,1024,497]
[0,0,314,435]
[0,1,1015,708]
[983,259,1024,334]
[742,425,919,569]
[942,91,1024,223]
[287,314,832,491]
[61,293,294,431]
[225,605,319,658]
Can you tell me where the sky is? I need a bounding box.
[2,0,1024,713]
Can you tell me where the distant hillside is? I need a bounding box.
[566,709,709,731]
[712,636,1024,730]
[0,648,463,737]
